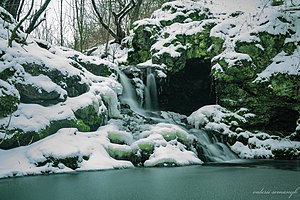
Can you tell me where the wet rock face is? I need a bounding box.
[159,59,215,115]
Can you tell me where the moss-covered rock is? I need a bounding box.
[107,147,133,161]
[22,63,89,97]
[0,67,16,81]
[0,118,91,149]
[74,103,103,131]
[15,82,66,106]
[128,1,214,74]
[128,24,161,64]
[272,147,299,159]
[107,131,133,145]
[70,56,112,77]
[235,32,295,72]
[0,81,19,118]
[214,29,299,134]
[36,156,80,170]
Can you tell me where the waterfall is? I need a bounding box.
[118,68,239,163]
[144,68,158,111]
[189,129,239,162]
[118,70,145,115]
[118,67,159,116]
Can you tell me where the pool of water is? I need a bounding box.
[1,160,299,200]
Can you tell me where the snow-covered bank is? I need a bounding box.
[1,0,300,179]
[188,105,300,159]
[0,121,203,178]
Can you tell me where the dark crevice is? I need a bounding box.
[159,58,215,115]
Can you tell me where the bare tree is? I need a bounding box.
[91,0,136,44]
[25,0,51,34]
[74,0,86,51]
[8,0,34,47]
[59,0,64,46]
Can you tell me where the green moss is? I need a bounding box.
[22,63,89,97]
[107,147,133,160]
[283,42,297,55]
[128,24,160,65]
[75,61,112,77]
[210,37,224,57]
[0,118,92,149]
[138,143,154,152]
[161,132,176,141]
[0,67,16,80]
[37,156,79,170]
[235,32,288,71]
[0,94,19,118]
[70,119,90,132]
[74,104,102,131]
[108,132,128,145]
[270,74,299,100]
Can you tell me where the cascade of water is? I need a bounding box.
[118,67,159,116]
[189,129,239,162]
[118,70,146,115]
[118,68,238,163]
[144,68,158,111]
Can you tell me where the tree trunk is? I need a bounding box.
[59,0,64,46]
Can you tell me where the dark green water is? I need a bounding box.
[1,160,299,200]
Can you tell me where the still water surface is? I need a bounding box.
[1,160,299,200]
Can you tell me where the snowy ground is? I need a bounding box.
[1,0,300,178]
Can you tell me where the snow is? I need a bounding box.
[255,49,300,81]
[22,73,67,99]
[1,0,300,178]
[0,127,134,178]
[0,122,204,178]
[0,79,19,97]
[231,136,300,159]
[0,103,74,133]
[144,143,203,167]
[90,42,129,65]
[187,105,247,131]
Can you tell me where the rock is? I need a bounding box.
[22,62,89,97]
[74,103,104,131]
[272,147,299,159]
[36,156,80,170]
[70,56,113,77]
[128,24,161,64]
[15,82,66,106]
[0,80,19,118]
[0,118,91,149]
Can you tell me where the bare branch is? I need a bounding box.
[25,0,51,34]
[16,0,26,21]
[118,0,136,23]
[116,0,135,18]
[8,0,34,47]
[91,0,117,38]
[32,17,46,31]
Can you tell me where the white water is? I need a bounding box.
[144,68,158,111]
[118,68,238,162]
[190,129,239,162]
[118,70,146,115]
[118,68,159,116]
